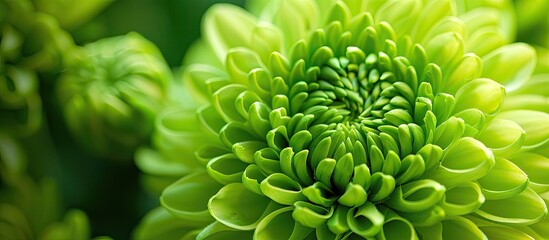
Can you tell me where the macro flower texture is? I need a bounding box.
[135,0,549,239]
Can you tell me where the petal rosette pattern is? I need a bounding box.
[136,0,549,239]
[57,32,171,158]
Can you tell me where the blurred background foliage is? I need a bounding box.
[1,0,243,239]
[0,0,547,239]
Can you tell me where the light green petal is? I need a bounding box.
[375,0,421,37]
[260,173,306,205]
[207,153,249,184]
[476,188,547,225]
[464,27,506,57]
[480,225,535,240]
[160,173,222,222]
[135,148,195,177]
[292,201,334,228]
[376,208,418,240]
[477,119,525,157]
[213,85,248,123]
[271,0,319,50]
[495,110,549,149]
[418,216,487,240]
[509,152,549,193]
[254,206,314,240]
[385,179,445,213]
[454,78,505,116]
[411,0,455,43]
[421,17,465,52]
[226,48,267,85]
[203,4,258,62]
[443,53,482,93]
[510,73,549,97]
[426,137,494,188]
[133,207,201,240]
[481,43,536,92]
[196,221,253,240]
[209,183,279,230]
[347,202,384,238]
[442,182,484,216]
[183,64,227,102]
[503,95,549,113]
[477,157,528,200]
[440,216,487,240]
[425,32,464,68]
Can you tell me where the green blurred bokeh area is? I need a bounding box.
[72,0,245,67]
[58,0,246,239]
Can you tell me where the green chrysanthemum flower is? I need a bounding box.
[57,32,171,158]
[136,0,549,239]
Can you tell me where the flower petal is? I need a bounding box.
[209,183,278,230]
[477,157,528,200]
[254,206,314,240]
[477,119,525,157]
[260,173,306,205]
[134,207,204,240]
[476,188,547,225]
[426,137,495,188]
[509,152,549,193]
[442,182,484,216]
[481,43,536,92]
[495,110,549,149]
[376,208,418,240]
[160,173,222,222]
[480,225,535,240]
[203,4,258,61]
[454,78,505,116]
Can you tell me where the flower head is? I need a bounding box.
[58,32,172,158]
[136,0,549,239]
